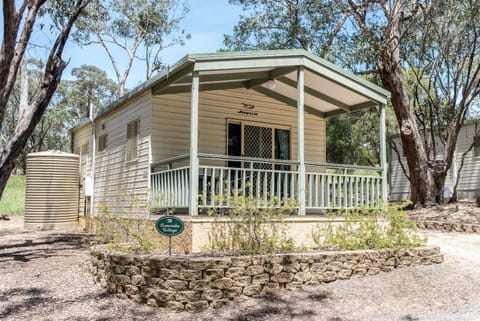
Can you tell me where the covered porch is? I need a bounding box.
[148,50,390,215]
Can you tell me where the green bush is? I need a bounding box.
[312,203,425,251]
[93,191,156,254]
[0,175,25,215]
[206,195,297,255]
[94,209,157,254]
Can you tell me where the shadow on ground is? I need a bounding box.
[0,287,51,319]
[0,234,91,263]
[0,286,125,321]
[227,292,324,321]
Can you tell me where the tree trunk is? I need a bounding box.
[378,6,440,207]
[0,0,89,199]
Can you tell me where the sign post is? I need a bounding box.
[155,216,185,256]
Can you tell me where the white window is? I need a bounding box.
[474,135,480,159]
[126,119,139,162]
[98,134,107,152]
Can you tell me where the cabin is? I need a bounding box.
[72,50,390,217]
[389,122,480,201]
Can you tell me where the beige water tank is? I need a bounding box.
[24,151,80,230]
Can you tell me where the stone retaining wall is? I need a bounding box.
[90,246,443,312]
[415,220,480,233]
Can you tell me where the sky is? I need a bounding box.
[61,0,244,89]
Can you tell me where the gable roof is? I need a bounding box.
[75,49,390,131]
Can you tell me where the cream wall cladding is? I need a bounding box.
[151,88,326,163]
[92,92,152,215]
[389,123,480,201]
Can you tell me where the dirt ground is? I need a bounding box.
[408,202,480,225]
[1,214,480,321]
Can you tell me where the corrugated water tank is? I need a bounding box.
[24,151,80,230]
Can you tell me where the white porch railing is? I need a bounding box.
[150,166,190,208]
[197,166,298,208]
[150,154,383,211]
[305,173,382,209]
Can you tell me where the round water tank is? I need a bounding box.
[24,151,80,230]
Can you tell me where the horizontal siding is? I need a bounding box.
[389,122,480,201]
[92,92,152,215]
[151,88,325,165]
[72,124,92,216]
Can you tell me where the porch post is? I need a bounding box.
[189,71,200,216]
[379,104,388,206]
[297,66,306,215]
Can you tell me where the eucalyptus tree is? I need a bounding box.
[2,61,117,173]
[0,0,90,198]
[335,0,480,204]
[399,0,480,202]
[60,64,119,125]
[224,0,347,61]
[74,0,190,96]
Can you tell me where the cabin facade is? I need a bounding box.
[72,50,390,216]
[389,122,480,201]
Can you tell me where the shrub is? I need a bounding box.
[206,195,297,255]
[92,190,157,254]
[312,202,425,251]
[93,210,157,254]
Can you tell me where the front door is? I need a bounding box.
[243,124,273,169]
[227,121,291,197]
[227,122,290,163]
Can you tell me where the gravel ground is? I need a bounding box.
[1,216,480,321]
[408,202,480,224]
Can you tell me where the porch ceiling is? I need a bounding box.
[151,50,390,118]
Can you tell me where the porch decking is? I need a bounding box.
[150,154,383,213]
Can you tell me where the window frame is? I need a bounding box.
[474,134,480,159]
[98,134,107,153]
[125,118,140,163]
[226,119,291,161]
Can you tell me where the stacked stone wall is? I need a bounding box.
[90,246,443,312]
[415,221,480,233]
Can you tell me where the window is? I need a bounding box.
[98,134,107,152]
[81,143,89,156]
[227,120,290,167]
[126,119,139,162]
[474,135,480,158]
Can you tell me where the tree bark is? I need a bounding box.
[377,3,438,206]
[0,0,90,198]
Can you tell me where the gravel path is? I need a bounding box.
[1,216,480,321]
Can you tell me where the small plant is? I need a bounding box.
[93,208,158,254]
[92,189,158,254]
[206,194,297,255]
[312,202,425,251]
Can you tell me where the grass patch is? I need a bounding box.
[0,175,25,215]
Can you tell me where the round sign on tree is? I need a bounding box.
[155,216,184,237]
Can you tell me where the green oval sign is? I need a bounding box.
[155,216,184,237]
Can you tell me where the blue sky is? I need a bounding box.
[62,0,244,88]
